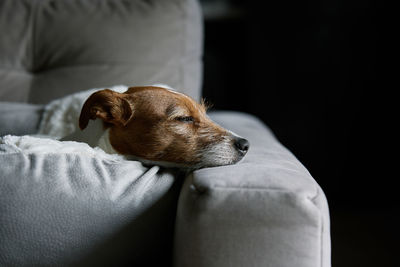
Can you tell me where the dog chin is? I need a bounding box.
[196,152,244,169]
[124,152,243,170]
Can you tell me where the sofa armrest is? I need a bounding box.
[173,112,331,267]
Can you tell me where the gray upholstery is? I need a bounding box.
[0,102,43,136]
[175,112,331,267]
[0,0,203,103]
[0,137,181,266]
[0,1,331,266]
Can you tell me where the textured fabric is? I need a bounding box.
[174,111,331,267]
[0,102,43,136]
[0,135,181,266]
[0,0,203,103]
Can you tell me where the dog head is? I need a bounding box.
[79,85,249,169]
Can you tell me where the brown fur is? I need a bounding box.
[79,86,244,167]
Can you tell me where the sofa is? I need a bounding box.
[0,0,331,266]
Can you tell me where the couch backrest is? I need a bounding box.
[0,0,203,104]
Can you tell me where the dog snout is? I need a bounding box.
[234,137,250,155]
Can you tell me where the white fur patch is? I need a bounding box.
[97,129,119,155]
[197,136,239,167]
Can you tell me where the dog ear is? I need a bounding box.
[79,89,133,130]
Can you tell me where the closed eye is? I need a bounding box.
[175,116,194,123]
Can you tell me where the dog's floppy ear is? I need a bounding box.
[79,89,133,130]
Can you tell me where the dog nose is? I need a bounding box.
[234,138,250,154]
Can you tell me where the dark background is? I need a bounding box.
[200,0,396,266]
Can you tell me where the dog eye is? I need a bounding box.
[175,116,194,123]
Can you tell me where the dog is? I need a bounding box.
[62,85,249,169]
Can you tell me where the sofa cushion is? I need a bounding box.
[0,135,181,266]
[0,102,43,136]
[174,111,331,267]
[0,0,203,103]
